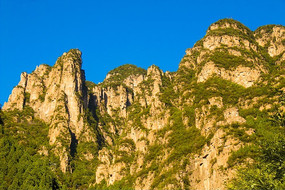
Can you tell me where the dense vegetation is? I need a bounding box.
[0,107,101,190]
[0,107,60,189]
[225,93,285,189]
[229,127,285,189]
[1,19,285,189]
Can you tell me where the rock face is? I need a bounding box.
[3,19,285,189]
[3,49,97,172]
[255,25,285,57]
[197,62,261,87]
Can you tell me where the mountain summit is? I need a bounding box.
[1,19,285,189]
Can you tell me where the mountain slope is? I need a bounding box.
[1,19,285,189]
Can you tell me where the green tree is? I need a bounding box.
[228,113,285,189]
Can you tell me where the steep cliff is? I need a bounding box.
[3,49,98,173]
[1,19,285,189]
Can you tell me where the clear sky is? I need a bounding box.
[0,0,284,105]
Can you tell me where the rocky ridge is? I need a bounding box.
[2,19,285,189]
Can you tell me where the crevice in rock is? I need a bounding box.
[203,154,209,159]
[126,97,131,107]
[87,93,105,149]
[88,93,99,121]
[22,74,29,108]
[103,92,108,109]
[69,128,78,158]
[82,77,88,109]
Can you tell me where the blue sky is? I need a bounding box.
[0,0,285,105]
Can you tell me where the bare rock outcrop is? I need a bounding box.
[255,25,285,57]
[3,49,97,172]
[3,18,285,189]
[197,62,260,87]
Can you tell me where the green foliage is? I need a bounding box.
[134,107,206,189]
[183,106,195,126]
[208,27,254,42]
[0,106,103,190]
[138,77,155,96]
[227,145,258,167]
[38,87,47,102]
[151,169,179,189]
[194,39,203,47]
[228,129,285,189]
[144,144,163,162]
[85,80,97,91]
[0,109,59,189]
[160,78,176,106]
[68,150,99,189]
[270,94,285,127]
[254,24,284,39]
[2,19,285,190]
[210,19,252,35]
[228,106,285,189]
[39,94,45,102]
[127,103,150,131]
[92,175,135,190]
[66,49,82,63]
[165,108,206,163]
[176,66,196,84]
[102,64,146,88]
[229,164,285,190]
[56,56,64,68]
[119,138,136,150]
[194,76,245,106]
[161,67,195,106]
[113,138,136,164]
[210,50,254,70]
[24,92,31,104]
[255,25,275,34]
[108,64,146,78]
[0,139,59,190]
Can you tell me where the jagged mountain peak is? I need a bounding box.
[254,24,285,35]
[104,64,146,85]
[207,18,252,35]
[179,19,283,88]
[147,64,162,75]
[254,25,285,57]
[54,48,82,68]
[1,20,285,190]
[195,19,255,50]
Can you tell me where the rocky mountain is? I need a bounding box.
[1,19,285,189]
